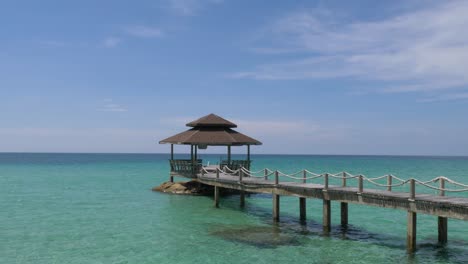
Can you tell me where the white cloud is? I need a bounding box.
[419,92,468,102]
[234,1,468,98]
[0,127,168,153]
[101,99,127,112]
[168,0,223,16]
[103,37,121,48]
[124,26,163,38]
[38,40,66,47]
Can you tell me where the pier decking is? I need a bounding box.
[196,166,468,252]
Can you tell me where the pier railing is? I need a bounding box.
[201,166,468,195]
[199,165,468,252]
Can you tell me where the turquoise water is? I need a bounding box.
[1,153,468,264]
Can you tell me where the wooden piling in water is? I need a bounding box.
[407,211,417,252]
[438,178,447,243]
[299,197,306,221]
[341,172,348,227]
[323,200,331,232]
[273,194,280,222]
[214,186,220,208]
[240,191,245,207]
[341,203,348,227]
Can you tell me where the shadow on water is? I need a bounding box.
[209,225,301,248]
[210,193,468,262]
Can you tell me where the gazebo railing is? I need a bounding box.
[170,159,202,176]
[220,160,251,170]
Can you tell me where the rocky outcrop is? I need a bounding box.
[152,181,213,195]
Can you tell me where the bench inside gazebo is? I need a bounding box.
[159,114,262,182]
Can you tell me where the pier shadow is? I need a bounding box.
[210,193,468,262]
[210,225,301,248]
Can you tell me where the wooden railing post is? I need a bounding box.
[275,170,279,185]
[387,175,392,192]
[409,179,415,201]
[342,172,346,187]
[358,175,363,193]
[239,168,243,183]
[439,178,445,197]
[303,170,307,184]
[324,173,329,191]
[264,169,268,180]
[216,168,219,179]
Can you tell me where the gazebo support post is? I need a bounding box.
[170,144,174,160]
[169,144,174,182]
[227,145,231,169]
[190,145,194,177]
[247,145,250,170]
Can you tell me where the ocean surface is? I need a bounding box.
[1,153,468,264]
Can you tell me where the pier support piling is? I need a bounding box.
[438,178,447,244]
[273,194,280,222]
[240,191,245,207]
[407,211,417,253]
[341,202,348,227]
[214,186,220,208]
[438,217,448,244]
[299,197,306,222]
[323,200,331,232]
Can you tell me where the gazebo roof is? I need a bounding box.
[159,114,262,146]
[186,113,237,128]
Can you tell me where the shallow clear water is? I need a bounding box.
[1,153,467,264]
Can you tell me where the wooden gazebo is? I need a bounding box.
[159,113,262,182]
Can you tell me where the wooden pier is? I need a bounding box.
[159,114,468,253]
[197,167,468,253]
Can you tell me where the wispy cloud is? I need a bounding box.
[419,92,468,102]
[124,26,163,38]
[38,40,66,47]
[103,37,121,48]
[101,99,127,112]
[233,1,468,97]
[168,0,223,16]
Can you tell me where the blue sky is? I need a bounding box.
[1,0,468,155]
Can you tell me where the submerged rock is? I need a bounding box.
[210,226,300,248]
[152,180,213,195]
